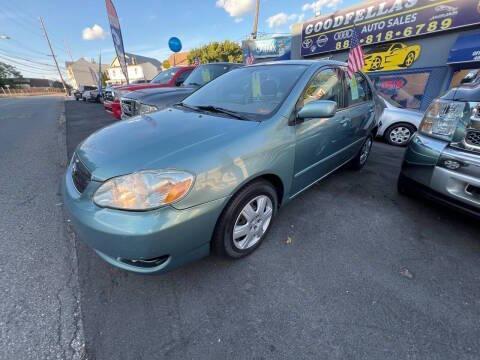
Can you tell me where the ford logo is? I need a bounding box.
[302,38,313,49]
[316,35,328,47]
[334,29,353,41]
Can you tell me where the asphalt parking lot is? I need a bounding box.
[65,100,480,360]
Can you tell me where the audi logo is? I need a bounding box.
[334,29,353,41]
[302,38,313,49]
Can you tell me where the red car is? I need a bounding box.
[103,66,194,119]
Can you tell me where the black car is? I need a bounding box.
[120,62,242,118]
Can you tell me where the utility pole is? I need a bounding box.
[251,0,260,39]
[39,17,68,95]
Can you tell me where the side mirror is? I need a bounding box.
[175,79,184,86]
[297,100,337,120]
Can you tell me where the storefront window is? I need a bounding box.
[370,72,430,110]
[449,69,480,88]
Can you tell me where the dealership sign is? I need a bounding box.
[301,0,480,57]
[243,36,292,59]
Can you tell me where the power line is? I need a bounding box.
[0,50,63,69]
[0,54,60,72]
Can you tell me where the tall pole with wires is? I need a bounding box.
[251,0,260,39]
[39,17,68,95]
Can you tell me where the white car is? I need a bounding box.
[82,88,100,103]
[377,95,423,146]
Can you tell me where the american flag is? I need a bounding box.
[193,57,201,66]
[347,27,365,77]
[245,49,255,65]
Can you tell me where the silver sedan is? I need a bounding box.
[377,95,423,146]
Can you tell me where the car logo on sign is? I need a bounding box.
[302,38,313,49]
[334,29,353,41]
[316,35,328,47]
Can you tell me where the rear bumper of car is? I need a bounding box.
[62,164,228,274]
[400,133,480,218]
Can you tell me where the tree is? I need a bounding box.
[0,62,22,86]
[162,60,171,69]
[187,40,243,64]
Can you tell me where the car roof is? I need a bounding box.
[248,59,347,68]
[200,62,242,67]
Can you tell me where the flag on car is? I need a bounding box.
[347,27,365,77]
[193,57,201,66]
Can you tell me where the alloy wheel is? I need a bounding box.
[389,126,412,145]
[360,137,372,165]
[233,195,273,250]
[404,53,415,67]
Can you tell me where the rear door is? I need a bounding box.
[341,71,375,158]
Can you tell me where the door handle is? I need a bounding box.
[339,117,351,126]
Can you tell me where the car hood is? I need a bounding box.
[123,86,195,101]
[76,107,258,181]
[117,83,170,92]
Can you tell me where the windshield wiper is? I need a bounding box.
[195,105,248,120]
[174,102,199,111]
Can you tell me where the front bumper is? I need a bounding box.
[400,133,480,217]
[62,165,227,274]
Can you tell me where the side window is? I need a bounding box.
[177,70,192,84]
[346,72,371,106]
[300,68,342,108]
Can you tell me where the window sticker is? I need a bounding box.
[350,75,359,101]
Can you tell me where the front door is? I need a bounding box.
[292,67,347,195]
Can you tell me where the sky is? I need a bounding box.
[0,0,357,80]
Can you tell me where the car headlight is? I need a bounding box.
[419,99,466,141]
[138,103,159,115]
[93,170,194,211]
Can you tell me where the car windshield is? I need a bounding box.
[182,64,307,120]
[183,64,235,87]
[366,44,390,54]
[150,67,180,84]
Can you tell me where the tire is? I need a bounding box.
[82,98,86,102]
[371,56,382,71]
[75,97,79,101]
[349,135,373,170]
[384,123,416,147]
[403,51,416,67]
[212,180,278,259]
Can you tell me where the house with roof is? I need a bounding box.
[107,53,162,85]
[65,58,108,90]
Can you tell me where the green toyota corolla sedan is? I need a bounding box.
[63,60,380,273]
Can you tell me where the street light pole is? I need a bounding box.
[39,17,68,95]
[251,0,260,39]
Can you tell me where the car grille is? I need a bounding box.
[71,154,91,193]
[465,130,480,148]
[121,98,138,117]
